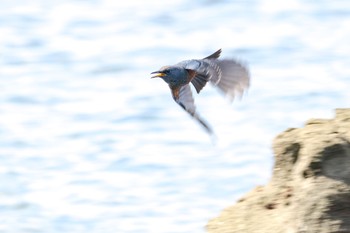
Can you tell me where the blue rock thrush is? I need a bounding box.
[151,49,250,135]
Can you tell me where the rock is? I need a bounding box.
[207,108,350,233]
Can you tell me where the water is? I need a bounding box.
[0,0,349,232]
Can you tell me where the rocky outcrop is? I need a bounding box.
[207,108,350,233]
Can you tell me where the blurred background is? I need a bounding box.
[0,0,349,232]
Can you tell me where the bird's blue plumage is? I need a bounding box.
[151,49,250,136]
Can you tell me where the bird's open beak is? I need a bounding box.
[150,71,166,78]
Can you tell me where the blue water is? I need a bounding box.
[1,1,349,232]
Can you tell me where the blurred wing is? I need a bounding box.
[171,85,213,135]
[208,59,250,101]
[178,56,250,101]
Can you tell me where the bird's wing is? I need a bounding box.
[207,58,250,101]
[171,84,213,134]
[177,59,210,93]
[178,56,250,101]
[203,48,222,59]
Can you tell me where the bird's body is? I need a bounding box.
[151,49,250,135]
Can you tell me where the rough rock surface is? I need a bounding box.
[207,108,350,233]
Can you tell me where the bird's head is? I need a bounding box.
[151,66,187,86]
[150,66,172,82]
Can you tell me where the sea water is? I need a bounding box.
[0,0,349,232]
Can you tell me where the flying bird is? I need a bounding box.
[151,49,250,135]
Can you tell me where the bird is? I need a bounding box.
[151,49,250,135]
